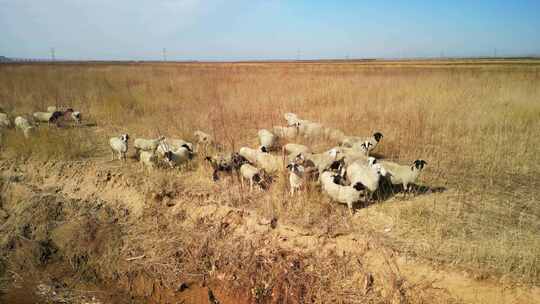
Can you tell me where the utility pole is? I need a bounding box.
[296,49,301,61]
[50,47,56,62]
[162,48,167,62]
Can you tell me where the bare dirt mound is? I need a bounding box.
[1,159,538,303]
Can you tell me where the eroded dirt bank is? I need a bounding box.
[1,159,538,303]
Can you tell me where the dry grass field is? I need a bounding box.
[1,60,539,303]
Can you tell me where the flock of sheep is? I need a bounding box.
[110,112,427,214]
[0,106,82,138]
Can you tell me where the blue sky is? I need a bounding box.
[1,0,539,60]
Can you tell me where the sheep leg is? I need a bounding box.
[347,202,354,215]
[403,183,409,198]
[249,178,253,192]
[110,149,115,161]
[290,186,294,196]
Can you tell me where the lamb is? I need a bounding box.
[272,125,299,140]
[346,157,387,201]
[33,112,54,123]
[284,112,301,126]
[258,129,277,152]
[206,152,248,181]
[14,116,35,138]
[139,150,158,170]
[239,163,268,191]
[194,130,215,153]
[352,132,383,155]
[47,106,57,113]
[379,159,427,195]
[164,145,194,168]
[49,109,79,126]
[0,113,12,128]
[320,171,364,214]
[286,162,305,195]
[109,134,129,161]
[134,136,166,155]
[14,116,32,130]
[71,111,82,124]
[291,153,319,181]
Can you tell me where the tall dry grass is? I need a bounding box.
[1,61,539,284]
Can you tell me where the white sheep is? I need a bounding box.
[302,121,324,139]
[239,147,259,164]
[239,146,283,174]
[156,138,194,158]
[255,152,284,174]
[109,134,129,161]
[320,171,364,214]
[346,157,387,201]
[258,129,277,152]
[283,143,310,161]
[134,136,165,154]
[0,113,12,128]
[284,112,300,126]
[164,146,194,168]
[340,136,363,148]
[33,112,54,123]
[304,147,343,173]
[139,150,157,170]
[286,163,305,196]
[380,159,427,195]
[324,127,346,142]
[272,125,299,140]
[341,147,369,166]
[239,163,265,191]
[47,106,57,113]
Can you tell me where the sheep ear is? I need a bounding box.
[182,144,192,152]
[286,164,293,170]
[205,156,212,161]
[353,182,365,191]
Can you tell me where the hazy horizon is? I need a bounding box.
[1,0,539,61]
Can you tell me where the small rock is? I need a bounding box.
[270,217,278,229]
[176,282,189,292]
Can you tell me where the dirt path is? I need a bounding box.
[2,158,539,304]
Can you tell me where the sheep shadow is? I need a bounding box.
[361,177,447,208]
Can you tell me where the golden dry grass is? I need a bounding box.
[1,60,539,286]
